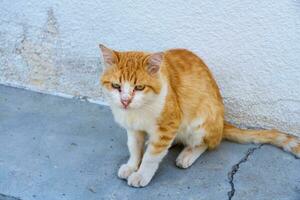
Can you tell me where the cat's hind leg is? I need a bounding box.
[176,143,207,168]
[175,119,209,169]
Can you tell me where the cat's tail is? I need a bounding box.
[223,123,300,158]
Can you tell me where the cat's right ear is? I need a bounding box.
[99,44,117,68]
[147,52,164,75]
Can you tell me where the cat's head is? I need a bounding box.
[99,45,165,110]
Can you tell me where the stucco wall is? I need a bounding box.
[1,0,299,135]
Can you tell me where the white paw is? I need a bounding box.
[176,153,194,169]
[118,164,136,179]
[127,172,151,187]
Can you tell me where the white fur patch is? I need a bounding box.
[121,82,132,100]
[283,139,299,152]
[276,135,287,143]
[175,118,206,147]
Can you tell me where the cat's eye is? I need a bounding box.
[111,83,121,90]
[134,85,145,91]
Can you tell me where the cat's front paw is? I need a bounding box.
[118,164,136,179]
[127,172,151,187]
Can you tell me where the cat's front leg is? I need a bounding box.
[118,130,145,179]
[127,130,175,187]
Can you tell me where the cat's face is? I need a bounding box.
[100,45,164,110]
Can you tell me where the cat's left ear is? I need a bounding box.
[147,52,164,75]
[99,44,118,68]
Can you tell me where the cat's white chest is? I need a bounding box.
[111,107,157,132]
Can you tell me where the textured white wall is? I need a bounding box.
[0,0,299,135]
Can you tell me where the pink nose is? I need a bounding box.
[121,99,131,108]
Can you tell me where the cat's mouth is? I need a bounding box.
[120,97,133,110]
[122,105,129,109]
[118,102,131,110]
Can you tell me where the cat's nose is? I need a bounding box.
[121,99,131,108]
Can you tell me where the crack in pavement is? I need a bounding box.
[227,144,263,200]
[0,193,22,200]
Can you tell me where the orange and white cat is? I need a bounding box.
[99,44,300,187]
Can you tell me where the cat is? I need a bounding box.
[99,44,300,187]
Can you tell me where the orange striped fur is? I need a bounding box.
[99,45,300,187]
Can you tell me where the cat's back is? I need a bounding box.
[164,48,208,72]
[163,48,218,92]
[162,48,223,118]
[165,48,198,58]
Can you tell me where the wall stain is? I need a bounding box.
[16,8,60,90]
[10,8,103,100]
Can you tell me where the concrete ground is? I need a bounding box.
[0,85,299,200]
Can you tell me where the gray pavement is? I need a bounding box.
[0,85,299,200]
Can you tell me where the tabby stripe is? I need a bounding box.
[282,136,294,146]
[160,135,174,141]
[151,142,169,149]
